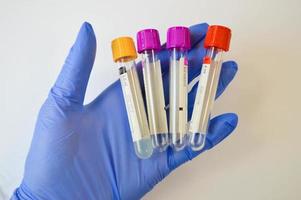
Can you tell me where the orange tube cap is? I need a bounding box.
[111,37,137,62]
[204,25,231,51]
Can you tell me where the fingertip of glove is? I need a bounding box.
[224,61,238,74]
[83,21,93,30]
[72,22,96,58]
[223,113,239,130]
[189,22,209,46]
[77,21,96,44]
[219,61,238,91]
[189,22,209,32]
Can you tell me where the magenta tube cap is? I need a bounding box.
[166,26,190,50]
[137,29,161,53]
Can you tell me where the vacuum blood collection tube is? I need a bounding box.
[111,37,153,159]
[137,29,169,151]
[189,25,232,151]
[167,26,190,150]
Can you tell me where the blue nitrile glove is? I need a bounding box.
[11,22,238,200]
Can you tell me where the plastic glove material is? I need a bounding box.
[11,22,238,200]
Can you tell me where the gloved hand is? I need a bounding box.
[12,22,238,200]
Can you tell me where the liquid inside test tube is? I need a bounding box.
[112,37,153,159]
[137,29,169,151]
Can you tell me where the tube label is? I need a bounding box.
[189,60,211,133]
[120,70,142,142]
[169,57,188,136]
[179,57,188,133]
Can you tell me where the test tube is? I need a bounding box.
[111,37,153,159]
[189,25,232,151]
[167,26,190,151]
[137,29,169,151]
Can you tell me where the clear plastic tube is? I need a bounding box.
[189,25,231,151]
[118,59,153,158]
[141,50,169,151]
[189,48,223,151]
[169,48,188,150]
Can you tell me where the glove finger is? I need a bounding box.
[50,22,96,105]
[187,39,206,83]
[167,113,238,171]
[187,61,238,119]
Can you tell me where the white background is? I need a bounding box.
[1,0,301,199]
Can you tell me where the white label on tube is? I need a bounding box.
[153,60,168,133]
[189,62,210,133]
[179,57,188,134]
[120,73,141,141]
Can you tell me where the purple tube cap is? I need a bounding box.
[166,26,191,50]
[137,29,161,53]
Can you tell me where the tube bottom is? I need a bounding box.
[152,133,169,152]
[189,132,206,151]
[170,133,187,151]
[134,138,153,159]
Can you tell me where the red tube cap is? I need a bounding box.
[204,25,231,51]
